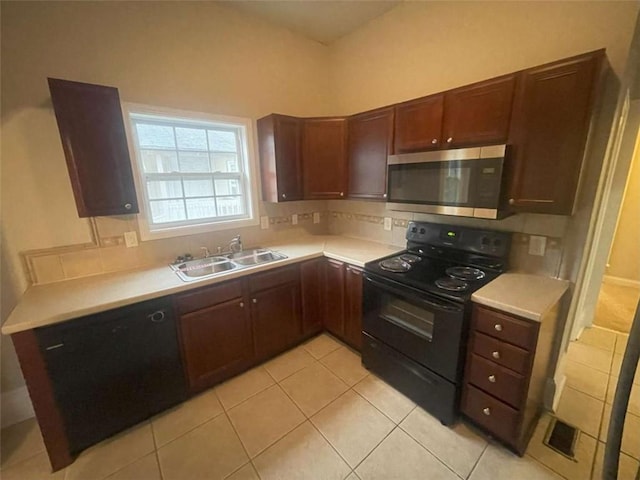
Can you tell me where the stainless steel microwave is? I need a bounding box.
[386,144,510,219]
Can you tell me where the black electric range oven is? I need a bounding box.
[362,221,511,425]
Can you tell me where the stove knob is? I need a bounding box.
[481,236,490,245]
[419,228,426,234]
[411,227,417,233]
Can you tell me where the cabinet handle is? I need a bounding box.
[488,375,496,383]
[483,407,491,416]
[431,138,437,144]
[282,193,287,199]
[124,203,132,210]
[239,302,244,308]
[148,310,165,322]
[508,198,515,205]
[340,192,344,197]
[492,351,501,359]
[252,298,257,304]
[446,137,453,143]
[494,324,503,332]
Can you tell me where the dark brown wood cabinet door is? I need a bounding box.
[394,94,444,153]
[344,265,363,350]
[300,258,324,335]
[48,78,138,217]
[257,114,303,202]
[323,259,345,337]
[251,283,302,361]
[302,118,347,199]
[347,107,394,199]
[507,50,604,214]
[442,75,516,148]
[179,298,253,391]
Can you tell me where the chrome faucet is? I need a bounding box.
[200,246,211,258]
[229,235,243,254]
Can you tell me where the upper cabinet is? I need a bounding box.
[257,114,303,202]
[506,50,605,215]
[48,78,138,217]
[347,107,395,200]
[394,94,444,152]
[302,118,347,199]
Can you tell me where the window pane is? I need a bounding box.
[176,127,207,150]
[179,151,210,172]
[208,130,237,152]
[216,196,244,216]
[149,199,185,224]
[210,152,239,173]
[215,178,242,196]
[184,178,214,197]
[186,198,216,220]
[136,123,175,148]
[147,180,183,199]
[140,150,179,173]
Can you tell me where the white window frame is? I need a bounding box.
[123,103,260,241]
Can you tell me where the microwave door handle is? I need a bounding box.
[365,275,463,313]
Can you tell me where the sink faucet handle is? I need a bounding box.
[229,235,243,253]
[200,246,211,258]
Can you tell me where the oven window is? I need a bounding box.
[380,296,434,341]
[388,161,472,205]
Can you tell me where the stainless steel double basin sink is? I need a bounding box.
[170,248,287,282]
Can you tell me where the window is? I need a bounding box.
[125,105,258,240]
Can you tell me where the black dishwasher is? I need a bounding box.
[36,296,186,454]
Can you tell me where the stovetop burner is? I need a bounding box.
[445,266,486,281]
[399,253,421,264]
[379,257,411,273]
[435,277,468,292]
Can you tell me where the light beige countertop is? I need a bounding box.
[2,235,401,335]
[471,273,570,322]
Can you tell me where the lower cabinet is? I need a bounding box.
[300,258,325,335]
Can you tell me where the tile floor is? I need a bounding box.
[1,331,638,480]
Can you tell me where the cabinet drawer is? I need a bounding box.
[175,280,243,315]
[474,306,537,350]
[472,332,531,375]
[462,384,519,444]
[466,354,526,408]
[249,265,299,292]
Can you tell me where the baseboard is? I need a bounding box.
[1,386,35,428]
[603,275,640,289]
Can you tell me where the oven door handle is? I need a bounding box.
[365,275,463,313]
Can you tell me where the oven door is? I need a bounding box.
[362,272,467,383]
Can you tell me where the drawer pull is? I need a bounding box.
[492,350,501,359]
[494,324,503,332]
[483,407,491,416]
[488,375,496,383]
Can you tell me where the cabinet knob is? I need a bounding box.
[282,193,287,199]
[446,137,453,143]
[488,375,496,383]
[383,193,387,198]
[431,139,438,144]
[124,203,132,210]
[148,310,165,323]
[252,298,257,304]
[492,351,501,359]
[239,302,244,308]
[508,198,515,205]
[340,192,344,197]
[494,324,503,332]
[483,407,491,416]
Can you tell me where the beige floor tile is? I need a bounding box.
[345,473,360,480]
[564,359,609,400]
[0,452,65,480]
[66,422,155,480]
[0,418,46,469]
[311,390,394,468]
[356,428,457,480]
[303,334,343,359]
[280,363,349,416]
[592,441,640,479]
[253,422,351,480]
[158,414,248,480]
[263,346,317,382]
[607,378,640,415]
[615,333,629,355]
[353,375,415,424]
[151,387,224,447]
[106,453,161,480]
[578,327,617,352]
[566,342,613,373]
[225,462,259,480]
[526,414,597,480]
[556,386,604,438]
[400,407,487,478]
[216,367,275,410]
[599,404,640,460]
[228,384,305,458]
[469,444,562,480]
[320,347,369,386]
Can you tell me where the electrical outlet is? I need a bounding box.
[529,235,547,256]
[313,212,320,224]
[291,214,298,225]
[260,216,269,230]
[124,231,138,248]
[384,217,392,231]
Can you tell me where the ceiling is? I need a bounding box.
[220,1,402,45]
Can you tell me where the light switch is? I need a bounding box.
[291,214,298,225]
[260,216,269,229]
[384,217,392,231]
[313,212,320,224]
[124,231,138,248]
[528,235,547,256]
